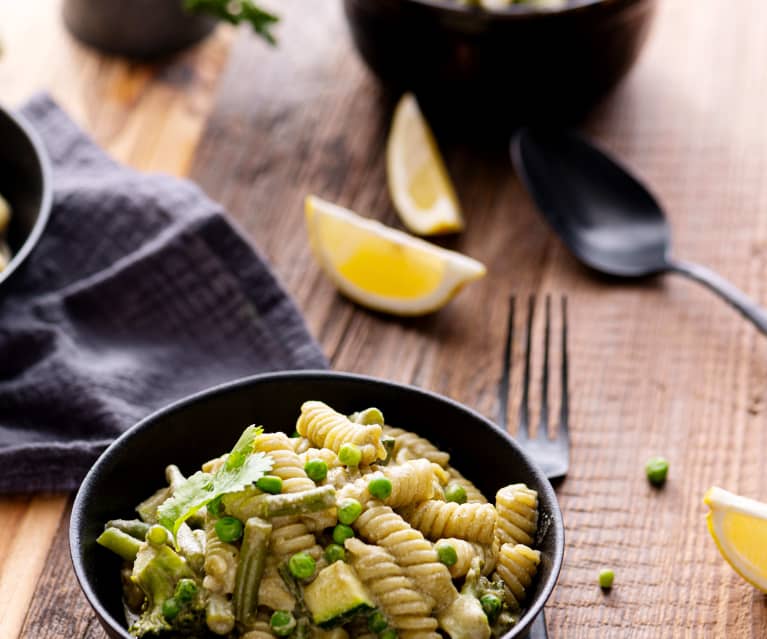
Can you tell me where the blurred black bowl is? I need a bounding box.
[343,0,657,140]
[71,371,565,639]
[0,106,52,290]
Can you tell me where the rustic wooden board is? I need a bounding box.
[6,0,767,637]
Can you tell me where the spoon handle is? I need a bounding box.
[667,259,767,335]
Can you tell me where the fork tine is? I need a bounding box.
[517,295,535,439]
[537,295,551,439]
[497,295,515,431]
[558,295,570,439]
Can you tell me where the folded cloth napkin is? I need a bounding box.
[0,94,327,493]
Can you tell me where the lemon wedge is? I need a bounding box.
[305,196,485,316]
[704,486,767,592]
[386,93,464,236]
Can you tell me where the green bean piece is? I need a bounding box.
[351,407,385,425]
[288,551,316,580]
[206,592,235,635]
[147,525,169,546]
[294,616,311,639]
[162,597,180,621]
[380,628,398,639]
[234,517,272,625]
[106,519,151,540]
[445,483,467,504]
[215,516,244,542]
[224,485,336,520]
[338,443,362,467]
[277,562,310,617]
[645,456,669,486]
[270,610,297,637]
[337,498,362,525]
[256,475,283,494]
[368,610,388,633]
[480,594,502,623]
[368,477,393,500]
[97,527,143,561]
[304,459,329,482]
[136,486,171,524]
[435,541,458,567]
[599,569,615,589]
[378,436,396,466]
[332,524,355,545]
[324,543,346,563]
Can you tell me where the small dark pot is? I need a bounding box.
[62,0,216,60]
[344,0,657,141]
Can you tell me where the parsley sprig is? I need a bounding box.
[183,0,279,45]
[158,425,273,540]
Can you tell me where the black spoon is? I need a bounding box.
[511,128,767,335]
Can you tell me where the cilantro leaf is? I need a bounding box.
[158,425,272,539]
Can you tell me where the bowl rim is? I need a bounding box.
[0,104,53,289]
[403,0,618,18]
[70,370,565,639]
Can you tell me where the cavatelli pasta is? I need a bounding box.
[297,401,387,465]
[495,484,538,547]
[495,543,541,611]
[384,426,451,468]
[446,467,488,504]
[354,503,457,611]
[399,501,497,545]
[346,538,439,637]
[203,515,239,594]
[437,538,497,578]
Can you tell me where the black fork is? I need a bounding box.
[498,294,570,638]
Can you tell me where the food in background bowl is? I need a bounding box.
[453,0,566,9]
[0,193,11,270]
[97,400,543,638]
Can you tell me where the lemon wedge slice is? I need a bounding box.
[386,93,464,236]
[305,196,485,316]
[704,486,767,592]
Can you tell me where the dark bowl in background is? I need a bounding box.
[71,371,565,639]
[62,0,216,60]
[0,106,52,290]
[343,0,657,140]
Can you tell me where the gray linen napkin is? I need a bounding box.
[0,94,327,493]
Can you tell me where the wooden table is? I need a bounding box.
[1,0,767,637]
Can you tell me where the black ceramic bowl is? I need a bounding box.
[0,106,52,289]
[344,0,657,140]
[71,371,564,639]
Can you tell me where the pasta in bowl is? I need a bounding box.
[71,372,564,639]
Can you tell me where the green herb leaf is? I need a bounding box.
[183,0,279,45]
[158,425,272,539]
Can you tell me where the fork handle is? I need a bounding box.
[528,610,549,639]
[667,258,767,336]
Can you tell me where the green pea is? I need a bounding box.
[645,456,669,486]
[337,498,363,525]
[353,407,385,425]
[215,516,243,543]
[324,543,346,563]
[162,597,180,621]
[380,628,398,639]
[435,541,457,567]
[304,459,329,482]
[599,569,615,589]
[288,551,316,580]
[256,475,283,494]
[338,443,362,467]
[146,525,168,546]
[444,483,467,504]
[368,610,388,633]
[174,578,198,603]
[332,524,355,545]
[480,594,502,622]
[270,610,297,637]
[368,477,393,500]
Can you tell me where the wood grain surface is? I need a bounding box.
[3,0,767,637]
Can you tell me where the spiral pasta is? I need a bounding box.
[437,538,497,578]
[495,484,538,547]
[203,516,239,594]
[297,401,387,465]
[384,426,451,468]
[495,543,541,611]
[354,503,457,611]
[297,446,341,470]
[346,538,440,638]
[446,468,488,504]
[399,501,497,545]
[375,459,437,507]
[242,620,275,639]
